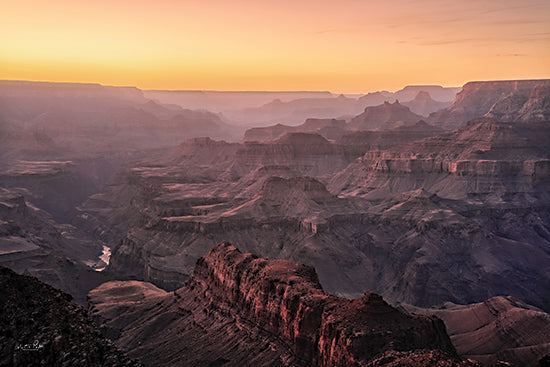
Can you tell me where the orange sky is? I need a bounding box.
[1,0,549,92]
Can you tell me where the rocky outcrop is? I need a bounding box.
[403,296,550,367]
[0,266,140,367]
[244,123,297,141]
[428,79,550,130]
[163,137,241,167]
[88,243,477,367]
[356,91,391,107]
[348,101,423,131]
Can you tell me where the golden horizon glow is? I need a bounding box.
[1,0,549,93]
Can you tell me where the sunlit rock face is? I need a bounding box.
[88,243,478,367]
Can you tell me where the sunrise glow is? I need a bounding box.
[2,0,549,92]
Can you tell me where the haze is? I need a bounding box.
[2,0,549,92]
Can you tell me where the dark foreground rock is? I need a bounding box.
[0,266,140,367]
[88,243,478,367]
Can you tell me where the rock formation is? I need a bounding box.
[348,101,423,131]
[143,85,459,127]
[325,118,550,311]
[79,114,550,312]
[402,296,550,367]
[89,166,374,295]
[0,266,140,366]
[402,91,452,117]
[329,119,550,200]
[88,243,477,367]
[3,79,547,366]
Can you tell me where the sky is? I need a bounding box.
[1,0,549,93]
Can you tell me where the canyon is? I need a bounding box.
[1,78,549,366]
[80,116,550,311]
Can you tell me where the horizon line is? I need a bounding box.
[2,78,549,94]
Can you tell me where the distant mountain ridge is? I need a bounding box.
[243,102,437,142]
[224,86,459,126]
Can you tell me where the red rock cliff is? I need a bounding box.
[189,243,465,366]
[89,243,477,366]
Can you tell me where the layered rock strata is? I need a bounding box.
[403,296,550,367]
[89,243,477,367]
